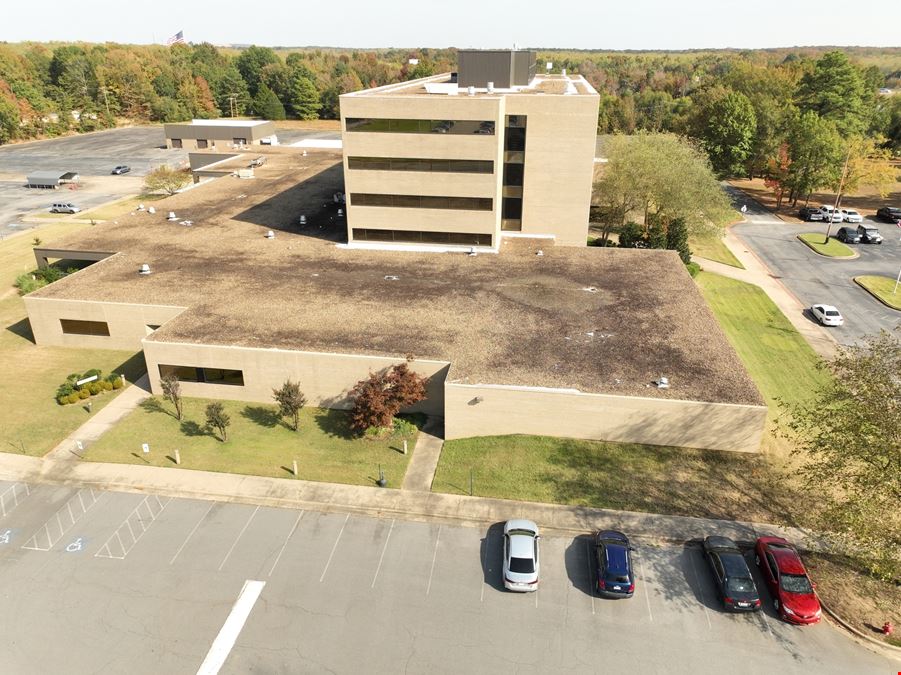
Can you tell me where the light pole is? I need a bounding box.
[824,146,851,244]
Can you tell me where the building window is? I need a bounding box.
[345,118,495,135]
[348,157,493,174]
[503,163,524,186]
[196,139,208,149]
[350,193,492,211]
[353,229,492,247]
[233,137,246,145]
[60,319,110,336]
[171,139,182,149]
[158,364,244,386]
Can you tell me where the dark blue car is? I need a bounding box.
[595,530,635,598]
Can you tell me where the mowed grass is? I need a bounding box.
[84,397,419,488]
[78,194,164,222]
[694,271,828,409]
[797,233,855,258]
[689,233,744,268]
[854,275,901,310]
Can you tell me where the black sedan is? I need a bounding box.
[111,165,131,175]
[875,206,901,224]
[702,536,761,612]
[836,226,861,244]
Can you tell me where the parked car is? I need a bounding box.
[810,304,844,327]
[840,208,863,223]
[755,537,821,625]
[836,227,862,244]
[702,536,761,612]
[49,202,80,214]
[595,530,635,598]
[875,206,901,224]
[798,206,824,222]
[111,165,131,175]
[503,520,540,592]
[856,225,884,244]
[819,205,843,223]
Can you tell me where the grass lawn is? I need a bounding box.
[433,435,794,522]
[83,397,420,488]
[694,272,828,410]
[689,233,744,269]
[854,275,901,310]
[797,233,855,258]
[78,194,164,222]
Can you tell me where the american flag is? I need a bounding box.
[166,31,185,46]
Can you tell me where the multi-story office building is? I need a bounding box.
[340,50,599,250]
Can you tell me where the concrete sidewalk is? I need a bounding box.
[401,417,444,492]
[0,450,813,547]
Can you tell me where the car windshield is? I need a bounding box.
[607,574,630,583]
[864,229,877,234]
[825,310,840,316]
[726,577,755,593]
[780,573,813,594]
[509,557,534,573]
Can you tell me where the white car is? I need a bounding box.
[840,209,863,223]
[811,304,844,327]
[819,205,843,223]
[503,519,540,592]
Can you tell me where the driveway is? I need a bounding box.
[726,186,900,346]
[0,479,892,674]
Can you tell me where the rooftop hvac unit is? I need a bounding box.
[139,263,151,275]
[468,86,476,96]
[487,81,494,93]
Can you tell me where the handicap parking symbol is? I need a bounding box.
[65,537,85,553]
[0,529,12,545]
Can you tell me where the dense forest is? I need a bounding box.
[1,42,899,188]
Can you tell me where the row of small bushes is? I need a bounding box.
[56,369,124,405]
[15,266,77,296]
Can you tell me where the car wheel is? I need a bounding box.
[774,599,780,611]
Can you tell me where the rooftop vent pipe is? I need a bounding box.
[487,81,494,93]
[468,86,476,96]
[139,263,151,275]
[265,230,275,239]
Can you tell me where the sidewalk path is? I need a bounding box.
[695,229,839,360]
[0,450,814,547]
[45,374,151,462]
[401,417,444,492]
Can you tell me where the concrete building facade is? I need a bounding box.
[163,119,277,150]
[340,51,599,250]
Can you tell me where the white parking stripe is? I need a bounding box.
[268,511,303,577]
[196,579,265,675]
[96,495,171,560]
[371,519,395,588]
[170,502,215,565]
[21,488,102,551]
[585,542,595,615]
[426,526,441,596]
[636,554,653,622]
[218,506,260,572]
[319,513,349,583]
[688,552,712,630]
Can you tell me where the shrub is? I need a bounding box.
[56,382,75,399]
[88,382,101,395]
[205,402,231,441]
[66,373,82,384]
[393,417,416,438]
[349,361,429,432]
[57,395,69,406]
[82,368,102,380]
[78,388,90,400]
[686,261,702,277]
[101,380,113,391]
[66,393,80,405]
[111,377,123,390]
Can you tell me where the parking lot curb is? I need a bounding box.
[852,276,901,312]
[821,603,901,657]
[795,235,860,260]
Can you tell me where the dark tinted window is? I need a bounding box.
[353,228,492,247]
[159,364,244,386]
[726,577,756,594]
[503,163,524,186]
[348,157,493,174]
[509,557,535,573]
[351,194,492,211]
[345,118,495,135]
[60,319,110,336]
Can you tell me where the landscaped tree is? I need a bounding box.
[144,165,191,195]
[784,329,901,580]
[349,362,429,432]
[273,379,307,432]
[784,111,843,206]
[832,135,898,207]
[252,83,286,120]
[796,51,871,138]
[205,402,231,442]
[159,373,183,421]
[697,90,758,177]
[764,142,792,208]
[665,217,691,264]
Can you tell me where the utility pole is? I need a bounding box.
[101,86,111,119]
[824,145,851,244]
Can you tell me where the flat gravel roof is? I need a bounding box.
[31,147,762,406]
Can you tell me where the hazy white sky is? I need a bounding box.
[2,0,899,50]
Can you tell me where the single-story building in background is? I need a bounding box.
[163,119,277,150]
[25,171,80,189]
[24,148,768,454]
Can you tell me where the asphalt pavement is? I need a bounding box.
[0,479,893,674]
[725,186,900,346]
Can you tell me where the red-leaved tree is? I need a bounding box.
[764,142,792,209]
[349,362,429,432]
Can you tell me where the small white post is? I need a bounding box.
[402,439,408,455]
[292,459,298,477]
[893,266,901,295]
[174,449,180,465]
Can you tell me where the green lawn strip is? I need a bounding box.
[854,275,901,311]
[689,233,744,269]
[695,271,828,410]
[797,233,855,258]
[0,296,144,456]
[433,434,783,521]
[83,397,419,488]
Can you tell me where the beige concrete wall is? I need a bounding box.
[23,296,187,350]
[444,383,767,453]
[142,340,449,416]
[505,94,599,246]
[164,122,275,149]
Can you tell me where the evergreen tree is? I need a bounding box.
[252,84,285,120]
[665,217,692,264]
[287,74,320,120]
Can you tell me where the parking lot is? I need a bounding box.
[0,480,891,674]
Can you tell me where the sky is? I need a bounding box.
[1,0,899,50]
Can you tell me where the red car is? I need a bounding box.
[755,537,821,625]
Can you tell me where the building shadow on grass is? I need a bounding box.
[241,405,282,429]
[113,352,148,383]
[5,317,35,343]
